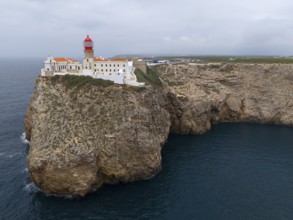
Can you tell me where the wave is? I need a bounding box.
[23,181,74,199]
[0,152,22,158]
[20,132,29,144]
[22,168,28,173]
[24,182,40,194]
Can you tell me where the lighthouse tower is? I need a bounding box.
[83,35,94,59]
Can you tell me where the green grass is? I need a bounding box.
[194,56,293,64]
[125,86,146,92]
[134,67,162,86]
[51,74,147,94]
[153,56,293,64]
[51,75,114,92]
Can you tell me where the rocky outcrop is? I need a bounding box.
[25,76,170,196]
[157,63,293,134]
[25,63,293,196]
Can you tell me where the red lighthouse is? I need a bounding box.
[83,35,94,58]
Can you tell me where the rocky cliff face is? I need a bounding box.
[25,64,293,196]
[157,63,293,134]
[25,76,170,196]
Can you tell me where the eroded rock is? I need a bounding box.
[25,76,170,196]
[25,63,293,196]
[157,63,293,132]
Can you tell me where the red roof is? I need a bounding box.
[84,34,93,42]
[54,58,78,63]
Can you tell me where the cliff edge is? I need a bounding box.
[25,64,293,196]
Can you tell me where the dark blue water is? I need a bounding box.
[0,58,293,220]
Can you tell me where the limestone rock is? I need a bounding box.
[157,63,293,133]
[25,76,170,196]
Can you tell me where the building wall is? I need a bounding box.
[84,50,94,59]
[133,58,147,74]
[95,72,124,84]
[93,61,128,75]
[42,56,144,86]
[83,58,94,70]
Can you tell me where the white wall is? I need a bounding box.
[93,61,129,75]
[95,72,124,84]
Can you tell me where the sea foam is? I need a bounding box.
[20,132,29,144]
[24,182,40,194]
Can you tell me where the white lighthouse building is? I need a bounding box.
[41,35,145,87]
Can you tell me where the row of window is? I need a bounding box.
[94,64,126,67]
[68,66,81,70]
[94,69,126,72]
[47,66,80,71]
[58,65,67,70]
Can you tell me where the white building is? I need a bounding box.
[43,57,82,74]
[41,35,145,87]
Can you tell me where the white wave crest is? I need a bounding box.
[24,182,40,193]
[22,168,29,173]
[20,132,29,144]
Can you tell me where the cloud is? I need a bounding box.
[1,0,293,57]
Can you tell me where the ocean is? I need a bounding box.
[0,58,292,220]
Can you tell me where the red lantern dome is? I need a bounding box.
[83,35,94,51]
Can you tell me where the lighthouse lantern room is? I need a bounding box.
[83,35,94,58]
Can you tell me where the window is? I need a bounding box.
[87,59,89,62]
[105,64,107,67]
[101,69,103,71]
[101,64,103,67]
[109,64,111,67]
[113,64,116,67]
[123,64,125,67]
[94,64,96,67]
[117,64,120,67]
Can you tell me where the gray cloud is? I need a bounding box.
[1,0,293,57]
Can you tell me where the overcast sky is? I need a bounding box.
[1,0,293,58]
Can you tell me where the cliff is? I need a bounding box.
[25,64,293,196]
[25,75,170,196]
[157,63,293,134]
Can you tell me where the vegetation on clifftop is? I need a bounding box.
[153,55,293,64]
[135,67,162,86]
[49,67,162,95]
[51,75,114,92]
[193,56,293,64]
